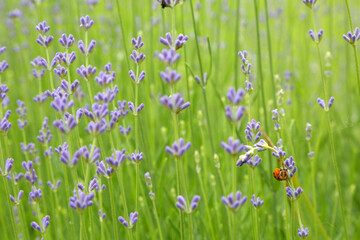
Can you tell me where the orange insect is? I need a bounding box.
[273,168,288,181]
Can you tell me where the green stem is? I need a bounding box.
[115,0,131,69]
[343,0,354,30]
[3,177,17,239]
[188,214,193,240]
[45,48,55,90]
[152,199,163,240]
[108,178,118,240]
[232,212,236,240]
[81,213,88,240]
[176,158,184,240]
[201,89,215,154]
[251,169,259,240]
[234,0,240,88]
[352,45,360,94]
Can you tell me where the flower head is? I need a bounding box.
[221,191,247,212]
[118,211,138,229]
[221,137,245,156]
[69,188,95,212]
[165,138,191,157]
[343,27,360,45]
[31,215,50,234]
[175,195,200,213]
[250,194,264,209]
[80,15,94,31]
[298,225,309,238]
[160,93,190,114]
[286,187,303,200]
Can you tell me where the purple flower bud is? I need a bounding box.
[317,97,325,109]
[36,21,51,35]
[127,150,143,164]
[80,15,94,31]
[157,48,180,65]
[132,36,144,49]
[190,195,200,211]
[119,126,131,136]
[165,138,191,157]
[160,67,181,85]
[298,225,309,238]
[246,155,262,168]
[29,186,42,202]
[77,65,97,81]
[0,60,9,73]
[221,191,247,212]
[327,96,335,109]
[160,93,190,114]
[130,50,146,64]
[302,0,317,8]
[251,194,264,209]
[96,161,114,178]
[36,34,54,48]
[194,73,207,87]
[59,34,75,49]
[221,137,245,156]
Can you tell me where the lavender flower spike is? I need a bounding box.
[317,97,326,109]
[286,187,303,200]
[309,29,324,43]
[250,194,264,209]
[31,215,50,234]
[175,195,200,213]
[194,73,208,87]
[159,93,190,114]
[327,97,335,109]
[302,0,317,8]
[221,137,245,156]
[59,33,75,49]
[10,190,24,205]
[343,27,360,45]
[36,21,50,35]
[160,67,181,85]
[0,158,14,176]
[29,186,42,202]
[80,15,94,31]
[157,48,180,66]
[221,191,247,212]
[298,225,309,239]
[69,188,95,212]
[165,138,191,157]
[227,87,245,105]
[132,36,144,49]
[246,155,262,168]
[118,211,138,229]
[127,150,143,164]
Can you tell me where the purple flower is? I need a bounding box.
[119,125,131,136]
[305,123,312,141]
[96,161,115,178]
[175,195,200,213]
[302,0,317,8]
[95,70,116,88]
[106,149,126,169]
[53,113,78,134]
[50,93,74,114]
[129,70,146,84]
[298,225,309,238]
[81,144,101,164]
[194,73,207,87]
[55,142,82,167]
[286,187,303,200]
[54,52,76,66]
[157,0,181,8]
[131,36,144,49]
[221,191,247,212]
[10,190,24,205]
[85,119,107,136]
[98,210,106,222]
[30,56,48,69]
[118,211,138,229]
[246,155,262,168]
[8,9,23,18]
[94,86,118,103]
[272,109,280,131]
[0,158,14,176]
[160,67,181,85]
[78,40,96,56]
[327,96,335,109]
[245,119,261,143]
[309,29,324,43]
[0,60,9,73]
[128,101,144,115]
[160,32,189,50]
[36,34,54,48]
[221,137,245,156]
[36,21,50,35]
[160,93,190,114]
[69,188,95,212]
[225,105,245,123]
[59,33,75,49]
[343,27,360,45]
[227,87,246,105]
[80,15,94,31]
[29,186,42,202]
[0,110,12,134]
[47,180,61,191]
[60,80,79,94]
[284,156,297,177]
[250,194,264,209]
[157,48,180,65]
[31,215,50,234]
[127,150,143,164]
[238,50,251,75]
[165,138,191,157]
[130,50,146,64]
[0,45,6,55]
[77,65,97,81]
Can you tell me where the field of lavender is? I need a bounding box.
[0,0,359,239]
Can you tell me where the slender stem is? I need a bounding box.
[343,0,354,30]
[232,155,236,194]
[234,0,240,88]
[352,45,360,94]
[201,89,215,154]
[176,158,184,240]
[232,212,236,240]
[152,199,163,240]
[81,213,88,240]
[115,0,131,69]
[45,48,55,90]
[108,178,118,240]
[85,31,89,67]
[188,214,193,240]
[308,142,318,239]
[3,177,17,239]
[251,169,259,240]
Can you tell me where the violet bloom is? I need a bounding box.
[81,144,101,164]
[127,150,143,164]
[271,146,286,159]
[157,48,180,65]
[60,80,79,94]
[51,93,74,114]
[130,50,146,64]
[77,65,97,81]
[250,194,264,209]
[29,186,42,202]
[302,0,317,8]
[59,33,75,49]
[36,34,54,48]
[31,215,50,234]
[225,105,245,124]
[86,119,107,136]
[54,52,76,66]
[284,156,297,177]
[95,71,116,88]
[0,110,12,134]
[298,225,309,238]
[0,60,9,73]
[144,172,154,198]
[308,29,324,43]
[128,101,144,115]
[78,40,96,56]
[160,32,189,50]
[317,97,334,111]
[245,119,261,143]
[36,21,50,35]
[94,86,118,104]
[165,138,191,157]
[132,36,144,49]
[305,123,312,141]
[343,27,360,45]
[47,180,61,191]
[194,73,208,87]
[246,155,262,168]
[238,50,251,75]
[0,45,6,55]
[129,70,146,84]
[119,126,131,136]
[55,142,81,167]
[33,93,47,104]
[160,93,190,114]
[286,187,303,200]
[175,195,200,213]
[118,211,138,229]
[80,15,94,31]
[0,158,14,176]
[272,109,280,131]
[221,191,247,212]
[25,169,38,185]
[8,9,22,18]
[99,210,106,222]
[0,85,8,102]
[69,188,95,212]
[160,67,181,85]
[30,56,48,69]
[10,190,24,205]
[106,149,126,169]
[53,113,78,134]
[227,87,245,105]
[157,0,182,8]
[96,161,114,178]
[221,137,245,156]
